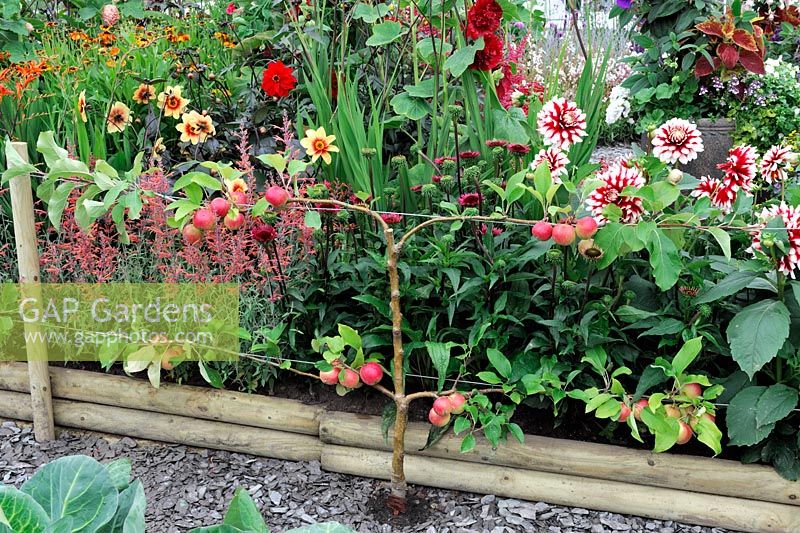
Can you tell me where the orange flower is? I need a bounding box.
[132,83,156,104]
[300,126,339,164]
[176,110,215,144]
[225,178,248,194]
[78,90,87,122]
[157,85,189,119]
[106,101,131,133]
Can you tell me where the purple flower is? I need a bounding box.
[616,0,633,8]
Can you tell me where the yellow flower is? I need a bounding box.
[225,178,248,194]
[176,110,215,145]
[300,126,339,165]
[132,83,156,104]
[106,101,131,133]
[77,90,87,123]
[157,85,189,119]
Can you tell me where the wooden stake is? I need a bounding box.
[9,141,55,441]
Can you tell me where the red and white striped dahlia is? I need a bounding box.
[650,119,704,165]
[585,163,647,224]
[536,98,587,150]
[718,145,758,194]
[531,147,569,184]
[750,202,800,279]
[760,145,797,184]
[690,176,737,212]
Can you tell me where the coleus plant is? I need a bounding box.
[694,6,767,76]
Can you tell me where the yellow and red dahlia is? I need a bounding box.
[106,101,131,133]
[300,126,339,164]
[133,83,156,104]
[157,85,189,119]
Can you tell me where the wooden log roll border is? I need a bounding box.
[0,364,798,533]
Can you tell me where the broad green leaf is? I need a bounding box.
[671,337,702,376]
[756,384,799,428]
[2,139,36,184]
[366,21,405,46]
[47,182,78,230]
[389,93,431,120]
[22,455,119,532]
[337,324,362,350]
[353,3,390,23]
[486,348,511,379]
[706,228,731,260]
[727,386,775,446]
[0,485,48,533]
[256,154,286,174]
[105,459,131,491]
[36,131,69,168]
[425,342,458,391]
[444,40,484,78]
[98,479,146,533]
[646,229,681,290]
[304,211,322,229]
[695,417,722,455]
[726,299,790,378]
[695,271,759,304]
[222,488,267,533]
[460,434,476,453]
[640,407,679,452]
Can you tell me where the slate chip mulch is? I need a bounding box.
[0,421,735,533]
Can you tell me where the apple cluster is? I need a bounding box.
[618,383,715,446]
[531,216,598,246]
[319,360,384,389]
[428,392,467,427]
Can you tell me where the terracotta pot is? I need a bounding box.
[641,118,735,178]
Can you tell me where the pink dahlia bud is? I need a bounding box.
[101,4,120,27]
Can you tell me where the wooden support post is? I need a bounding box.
[9,141,55,441]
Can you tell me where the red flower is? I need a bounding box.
[261,61,297,98]
[466,0,503,40]
[226,2,236,14]
[460,150,480,160]
[585,164,647,224]
[471,34,504,72]
[252,223,278,243]
[381,213,403,225]
[690,176,737,212]
[718,145,758,194]
[485,139,508,148]
[507,143,530,155]
[458,192,482,207]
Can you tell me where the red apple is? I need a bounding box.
[193,208,216,230]
[432,396,452,417]
[359,362,383,386]
[552,223,575,246]
[182,223,203,245]
[210,197,230,218]
[230,190,248,207]
[223,211,245,230]
[340,368,360,388]
[161,346,183,371]
[428,408,450,427]
[689,412,716,430]
[448,392,467,414]
[531,221,553,241]
[618,402,631,423]
[265,185,290,208]
[575,217,598,239]
[681,383,702,399]
[676,420,693,445]
[632,399,649,421]
[319,367,340,385]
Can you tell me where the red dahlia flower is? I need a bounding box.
[531,147,569,184]
[750,202,800,279]
[380,213,403,225]
[537,98,588,150]
[252,223,278,243]
[507,143,530,155]
[471,33,504,72]
[585,163,647,224]
[458,192,482,207]
[690,176,737,213]
[718,145,758,195]
[261,61,297,98]
[466,0,503,40]
[760,145,797,184]
[650,118,704,165]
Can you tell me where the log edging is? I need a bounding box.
[0,363,797,533]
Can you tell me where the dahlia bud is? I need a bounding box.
[561,280,578,292]
[492,147,505,158]
[462,207,478,216]
[101,4,120,26]
[312,229,325,240]
[667,169,683,185]
[762,235,775,248]
[439,175,455,189]
[545,248,563,264]
[463,166,480,181]
[421,183,437,197]
[525,172,536,181]
[441,159,457,175]
[602,295,614,306]
[624,290,636,302]
[362,147,377,159]
[383,186,397,199]
[440,234,455,246]
[448,104,464,120]
[390,155,407,168]
[306,184,329,199]
[698,304,712,318]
